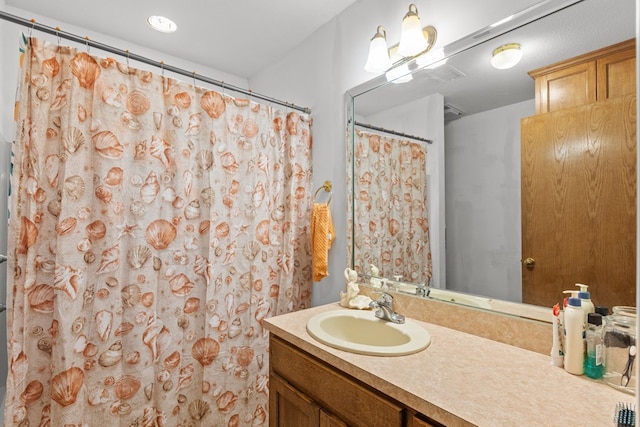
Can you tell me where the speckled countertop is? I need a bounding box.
[265,302,635,427]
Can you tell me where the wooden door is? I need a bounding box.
[521,94,636,309]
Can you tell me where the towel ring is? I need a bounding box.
[314,180,332,205]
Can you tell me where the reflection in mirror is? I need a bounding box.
[351,125,433,284]
[347,0,636,321]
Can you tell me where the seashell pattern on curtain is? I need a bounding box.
[5,37,313,426]
[350,129,432,283]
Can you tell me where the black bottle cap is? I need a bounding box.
[588,312,603,326]
[595,306,610,317]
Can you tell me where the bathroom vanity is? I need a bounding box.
[265,301,634,426]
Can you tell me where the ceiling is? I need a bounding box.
[5,0,359,79]
[352,0,636,120]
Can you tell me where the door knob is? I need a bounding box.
[523,257,535,268]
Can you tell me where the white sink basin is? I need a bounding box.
[306,309,431,356]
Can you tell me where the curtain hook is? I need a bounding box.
[160,60,165,77]
[221,81,225,98]
[55,27,61,47]
[84,36,90,53]
[192,71,197,88]
[125,49,130,67]
[28,18,35,38]
[248,89,253,105]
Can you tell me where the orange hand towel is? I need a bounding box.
[311,202,335,281]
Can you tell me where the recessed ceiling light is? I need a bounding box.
[147,15,177,33]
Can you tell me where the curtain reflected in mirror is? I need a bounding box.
[349,127,432,284]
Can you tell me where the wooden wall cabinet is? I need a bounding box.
[269,335,440,427]
[529,38,635,114]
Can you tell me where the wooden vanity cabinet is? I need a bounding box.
[269,335,442,427]
[529,38,635,114]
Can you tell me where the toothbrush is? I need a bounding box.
[614,402,636,427]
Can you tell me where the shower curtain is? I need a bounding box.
[351,128,432,284]
[5,37,313,426]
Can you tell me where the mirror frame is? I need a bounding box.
[344,0,629,323]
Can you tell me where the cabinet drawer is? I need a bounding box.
[270,336,404,427]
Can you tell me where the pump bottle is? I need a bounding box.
[576,283,595,315]
[563,296,585,375]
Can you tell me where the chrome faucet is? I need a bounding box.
[369,292,405,324]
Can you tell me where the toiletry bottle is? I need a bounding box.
[564,289,591,325]
[596,306,610,317]
[551,303,564,367]
[584,312,604,379]
[576,283,595,315]
[564,296,585,375]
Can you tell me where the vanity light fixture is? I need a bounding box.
[364,26,393,73]
[398,4,428,57]
[147,15,177,33]
[490,43,522,69]
[364,4,437,74]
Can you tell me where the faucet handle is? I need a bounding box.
[377,292,394,305]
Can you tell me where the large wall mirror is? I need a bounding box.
[347,0,636,321]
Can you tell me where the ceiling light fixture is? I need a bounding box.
[364,4,437,77]
[490,43,522,69]
[147,15,177,33]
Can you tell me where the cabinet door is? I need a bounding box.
[271,336,404,427]
[597,46,636,101]
[319,410,348,427]
[534,61,596,113]
[270,372,320,427]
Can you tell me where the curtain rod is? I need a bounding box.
[352,120,433,144]
[0,10,311,114]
